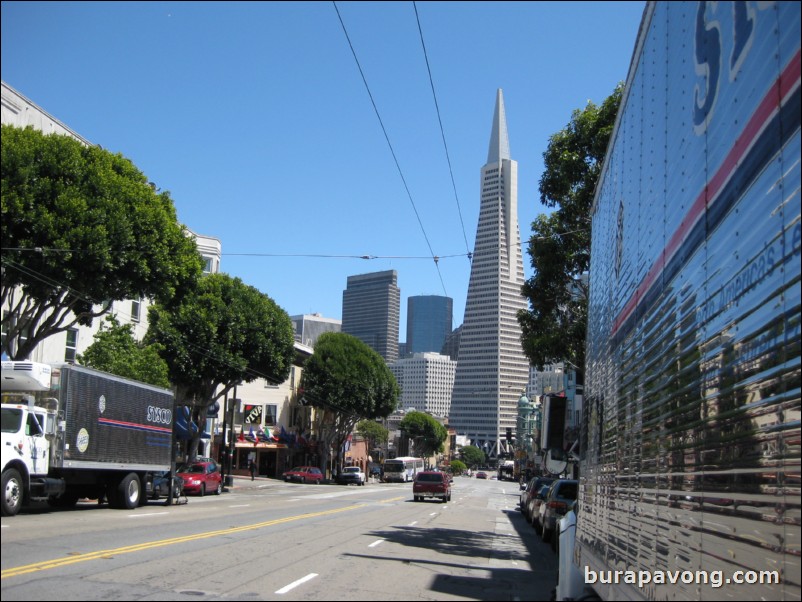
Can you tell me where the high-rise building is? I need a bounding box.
[389,352,456,417]
[342,270,400,363]
[406,295,453,355]
[290,313,341,348]
[448,89,529,458]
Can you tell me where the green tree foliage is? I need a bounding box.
[449,459,466,475]
[78,316,170,388]
[518,84,622,370]
[301,333,399,473]
[398,411,448,463]
[356,419,389,456]
[1,125,203,360]
[459,445,486,468]
[147,273,295,459]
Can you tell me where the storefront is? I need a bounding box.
[231,441,288,478]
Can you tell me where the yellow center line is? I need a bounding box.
[3,503,367,579]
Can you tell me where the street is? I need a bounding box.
[1,475,557,601]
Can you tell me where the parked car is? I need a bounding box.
[539,479,579,549]
[337,466,366,486]
[282,466,323,484]
[475,471,488,479]
[150,471,184,500]
[413,471,452,503]
[519,476,554,521]
[176,461,223,496]
[529,484,553,533]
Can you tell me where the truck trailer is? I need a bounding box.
[559,2,800,600]
[1,360,174,516]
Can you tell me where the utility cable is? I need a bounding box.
[332,1,448,297]
[413,1,472,262]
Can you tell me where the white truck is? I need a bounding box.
[558,2,800,600]
[1,360,174,516]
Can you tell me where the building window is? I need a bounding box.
[203,257,213,274]
[131,298,141,323]
[65,328,78,363]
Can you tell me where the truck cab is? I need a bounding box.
[1,361,63,516]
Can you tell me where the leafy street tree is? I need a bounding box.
[517,85,622,370]
[449,459,466,475]
[1,125,203,360]
[356,419,389,459]
[398,411,448,465]
[146,273,295,461]
[300,333,399,475]
[459,445,486,468]
[78,316,170,388]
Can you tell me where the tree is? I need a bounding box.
[449,459,467,475]
[146,273,295,461]
[459,445,486,468]
[398,411,448,464]
[517,84,623,370]
[356,419,389,458]
[1,124,203,360]
[78,316,170,388]
[300,333,399,475]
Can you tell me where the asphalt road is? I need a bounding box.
[1,475,558,601]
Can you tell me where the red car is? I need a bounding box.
[282,466,323,484]
[176,461,223,496]
[413,471,452,503]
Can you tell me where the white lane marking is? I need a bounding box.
[368,539,384,548]
[408,521,418,526]
[228,504,251,508]
[430,512,437,516]
[129,512,169,518]
[275,573,318,594]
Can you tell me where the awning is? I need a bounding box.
[235,442,287,449]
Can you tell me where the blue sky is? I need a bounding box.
[1,1,644,337]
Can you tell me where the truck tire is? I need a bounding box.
[1,468,23,517]
[117,473,142,509]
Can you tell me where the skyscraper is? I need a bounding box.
[342,270,400,363]
[406,295,453,355]
[449,89,529,458]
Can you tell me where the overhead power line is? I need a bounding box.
[332,1,448,297]
[413,1,472,262]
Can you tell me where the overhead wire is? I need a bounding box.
[412,1,472,263]
[332,0,448,297]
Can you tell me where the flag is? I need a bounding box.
[246,425,256,442]
[238,426,245,442]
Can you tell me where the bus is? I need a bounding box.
[383,457,424,482]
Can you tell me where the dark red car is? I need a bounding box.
[282,466,323,484]
[413,471,452,503]
[176,460,223,496]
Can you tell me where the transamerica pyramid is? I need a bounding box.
[449,89,530,458]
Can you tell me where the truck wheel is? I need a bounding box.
[1,469,23,517]
[117,473,142,509]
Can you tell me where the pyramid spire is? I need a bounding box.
[486,88,511,164]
